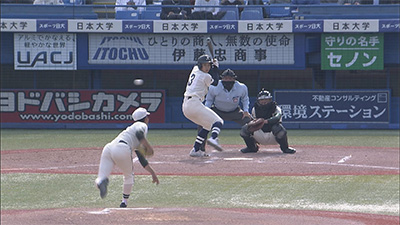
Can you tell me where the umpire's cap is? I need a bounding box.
[220,69,237,79]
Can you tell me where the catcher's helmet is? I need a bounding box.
[257,88,272,101]
[220,69,237,79]
[197,54,212,70]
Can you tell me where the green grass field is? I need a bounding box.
[1,129,399,216]
[1,129,398,150]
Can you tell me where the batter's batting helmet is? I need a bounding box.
[220,69,237,79]
[257,88,272,101]
[197,54,212,70]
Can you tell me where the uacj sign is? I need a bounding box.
[14,33,77,70]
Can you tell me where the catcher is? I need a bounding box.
[95,107,159,208]
[240,88,296,154]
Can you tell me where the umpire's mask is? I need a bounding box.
[221,69,237,91]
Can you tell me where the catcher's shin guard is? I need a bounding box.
[272,123,289,150]
[240,124,258,152]
[275,132,296,154]
[275,135,289,151]
[241,136,258,152]
[240,129,258,152]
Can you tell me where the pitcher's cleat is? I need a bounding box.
[96,178,109,199]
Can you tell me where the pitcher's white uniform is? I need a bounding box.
[96,122,148,189]
[182,65,223,131]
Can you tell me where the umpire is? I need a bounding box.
[205,69,252,125]
[200,69,252,150]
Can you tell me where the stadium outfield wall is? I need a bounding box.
[1,7,399,129]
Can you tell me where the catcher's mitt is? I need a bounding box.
[247,118,265,132]
[137,144,153,158]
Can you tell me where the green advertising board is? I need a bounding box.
[321,33,384,70]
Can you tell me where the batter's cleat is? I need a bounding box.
[97,178,109,199]
[282,147,296,154]
[189,148,209,157]
[240,147,258,153]
[120,202,127,208]
[207,138,223,151]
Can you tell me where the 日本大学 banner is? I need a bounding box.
[274,90,390,123]
[321,33,384,70]
[0,89,165,123]
[87,33,295,65]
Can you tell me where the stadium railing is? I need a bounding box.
[0,2,399,20]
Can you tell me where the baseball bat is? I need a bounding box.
[206,37,214,58]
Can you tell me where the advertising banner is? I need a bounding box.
[88,33,294,65]
[238,20,292,33]
[323,19,379,33]
[0,90,165,124]
[1,18,398,33]
[0,19,36,32]
[68,19,123,33]
[14,33,77,70]
[274,90,390,123]
[321,33,384,70]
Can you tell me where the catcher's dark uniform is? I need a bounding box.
[240,89,296,154]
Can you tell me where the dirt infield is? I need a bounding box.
[1,207,399,225]
[1,145,399,225]
[2,145,399,176]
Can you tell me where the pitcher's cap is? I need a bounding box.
[132,107,150,121]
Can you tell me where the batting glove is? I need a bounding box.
[212,58,219,68]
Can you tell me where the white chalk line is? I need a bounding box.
[87,207,154,214]
[338,155,352,163]
[1,164,98,171]
[304,161,399,170]
[223,158,254,161]
[3,156,398,172]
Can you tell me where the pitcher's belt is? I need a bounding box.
[119,140,128,145]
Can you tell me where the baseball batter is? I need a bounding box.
[182,54,224,157]
[240,89,296,154]
[95,107,159,208]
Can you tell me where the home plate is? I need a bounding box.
[223,158,253,161]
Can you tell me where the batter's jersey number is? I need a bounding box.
[187,74,195,86]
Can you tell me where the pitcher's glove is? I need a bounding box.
[137,144,153,158]
[247,118,265,133]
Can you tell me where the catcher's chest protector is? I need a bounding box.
[254,103,276,119]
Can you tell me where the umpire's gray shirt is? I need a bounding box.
[205,80,250,112]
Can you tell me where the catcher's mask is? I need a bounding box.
[257,88,273,105]
[197,54,212,70]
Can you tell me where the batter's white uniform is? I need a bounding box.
[182,65,223,131]
[251,107,280,146]
[97,121,148,187]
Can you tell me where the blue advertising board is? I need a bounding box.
[274,89,390,123]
